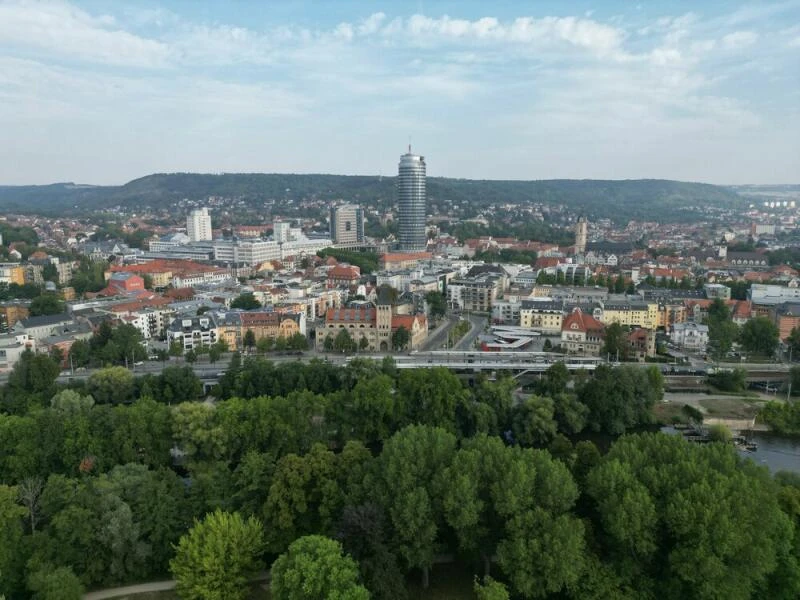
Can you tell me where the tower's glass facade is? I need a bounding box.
[397,150,427,252]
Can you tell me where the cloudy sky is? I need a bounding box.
[0,0,798,185]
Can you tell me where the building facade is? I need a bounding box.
[330,204,365,245]
[187,208,212,242]
[397,148,427,252]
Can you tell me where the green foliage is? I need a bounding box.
[586,433,793,599]
[740,316,780,357]
[577,365,663,435]
[171,509,264,600]
[708,368,747,392]
[334,329,357,353]
[760,401,800,435]
[511,396,557,446]
[424,291,446,319]
[473,248,538,264]
[87,366,135,404]
[706,298,739,359]
[27,565,83,600]
[317,248,378,274]
[601,322,629,361]
[87,321,147,367]
[474,576,510,600]
[391,326,410,351]
[707,423,733,443]
[230,293,262,310]
[29,294,65,317]
[271,535,370,600]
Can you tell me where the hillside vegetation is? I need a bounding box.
[0,173,745,222]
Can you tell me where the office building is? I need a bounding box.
[329,204,365,245]
[187,208,212,242]
[574,216,588,255]
[273,220,292,243]
[397,147,427,252]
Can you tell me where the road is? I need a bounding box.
[453,313,488,351]
[420,316,457,351]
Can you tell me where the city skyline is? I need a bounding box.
[0,1,798,186]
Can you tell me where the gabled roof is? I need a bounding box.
[561,308,604,334]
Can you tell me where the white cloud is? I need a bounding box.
[0,0,170,67]
[721,31,759,49]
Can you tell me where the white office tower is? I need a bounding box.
[330,204,365,245]
[187,208,212,242]
[575,216,588,255]
[397,147,427,252]
[273,220,292,243]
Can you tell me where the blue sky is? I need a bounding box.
[0,1,797,185]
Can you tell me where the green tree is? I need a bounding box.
[0,485,26,596]
[425,291,446,319]
[243,329,256,351]
[380,425,456,588]
[707,298,738,359]
[474,576,510,600]
[337,503,406,600]
[256,336,274,354]
[208,343,222,364]
[230,293,262,310]
[262,444,342,553]
[271,535,369,600]
[29,294,65,316]
[358,336,370,352]
[26,565,83,600]
[171,509,264,600]
[511,396,557,446]
[334,329,356,353]
[577,365,662,435]
[86,366,135,404]
[586,433,793,598]
[68,339,91,368]
[323,335,334,352]
[185,349,197,364]
[168,340,184,358]
[392,326,410,351]
[740,316,780,357]
[600,322,629,361]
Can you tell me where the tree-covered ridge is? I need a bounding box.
[0,354,798,599]
[0,173,745,222]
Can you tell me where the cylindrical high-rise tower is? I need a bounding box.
[397,147,427,252]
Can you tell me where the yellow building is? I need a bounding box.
[520,301,564,333]
[218,311,305,350]
[0,263,25,285]
[600,299,659,330]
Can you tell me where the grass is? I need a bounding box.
[652,401,687,425]
[699,396,761,419]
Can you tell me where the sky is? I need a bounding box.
[0,0,798,186]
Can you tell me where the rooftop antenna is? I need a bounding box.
[408,135,412,154]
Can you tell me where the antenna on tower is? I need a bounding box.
[408,135,412,154]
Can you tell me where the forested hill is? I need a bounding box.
[0,173,744,221]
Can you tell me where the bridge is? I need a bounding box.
[355,351,604,374]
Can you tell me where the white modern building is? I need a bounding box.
[187,208,212,242]
[398,147,427,252]
[670,322,709,351]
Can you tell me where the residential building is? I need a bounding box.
[380,252,431,270]
[167,313,219,350]
[704,283,731,300]
[0,333,35,371]
[187,208,212,242]
[628,328,657,362]
[13,313,74,341]
[0,303,29,333]
[447,275,502,313]
[773,303,800,341]
[218,311,306,350]
[670,322,709,351]
[600,296,659,330]
[561,307,605,356]
[0,263,25,285]
[315,304,427,351]
[520,300,564,333]
[397,147,427,252]
[330,204,365,245]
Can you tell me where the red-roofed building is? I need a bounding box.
[327,265,361,288]
[380,252,432,270]
[628,328,656,362]
[316,304,427,351]
[561,307,605,356]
